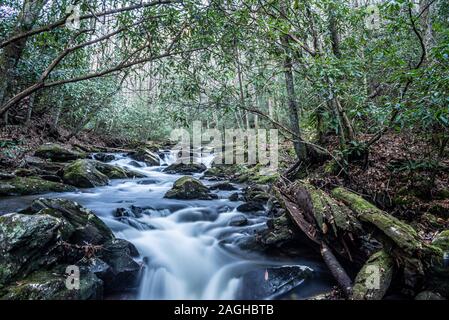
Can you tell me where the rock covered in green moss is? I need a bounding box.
[62,159,145,188]
[24,198,114,245]
[351,250,394,300]
[0,213,62,288]
[34,143,85,162]
[204,164,241,180]
[0,199,141,299]
[62,159,109,188]
[164,176,217,200]
[243,184,270,203]
[261,214,296,246]
[0,176,76,196]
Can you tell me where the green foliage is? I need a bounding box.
[0,0,448,145]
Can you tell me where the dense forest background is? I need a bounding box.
[0,0,447,145]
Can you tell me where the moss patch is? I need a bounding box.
[331,187,424,255]
[351,250,394,300]
[0,176,76,196]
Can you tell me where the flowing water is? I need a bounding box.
[0,151,333,300]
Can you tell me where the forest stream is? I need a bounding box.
[0,150,333,300]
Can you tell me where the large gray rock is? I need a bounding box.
[164,176,217,200]
[128,147,160,166]
[23,198,114,245]
[0,198,141,299]
[0,213,62,287]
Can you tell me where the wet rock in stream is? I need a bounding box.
[0,198,142,299]
[163,162,207,175]
[237,266,313,299]
[62,159,146,188]
[237,201,265,213]
[128,147,160,166]
[93,153,115,163]
[164,176,217,200]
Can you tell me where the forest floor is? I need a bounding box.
[0,116,132,168]
[309,133,449,236]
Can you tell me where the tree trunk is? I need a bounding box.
[281,35,306,160]
[25,92,35,124]
[327,2,355,143]
[0,0,48,113]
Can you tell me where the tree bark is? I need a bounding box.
[281,35,306,160]
[0,0,48,111]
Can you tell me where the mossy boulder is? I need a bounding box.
[23,198,114,245]
[35,143,85,162]
[0,176,76,196]
[204,164,241,180]
[243,184,270,203]
[0,213,62,288]
[62,159,145,188]
[164,176,217,200]
[163,162,207,175]
[94,161,145,179]
[0,199,141,299]
[260,214,296,247]
[351,250,394,300]
[62,160,109,188]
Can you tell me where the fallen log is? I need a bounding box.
[321,242,353,297]
[331,187,439,257]
[351,250,394,300]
